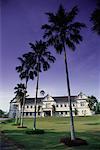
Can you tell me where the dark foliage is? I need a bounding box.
[29,40,56,74]
[42,4,86,53]
[14,83,26,106]
[0,121,6,124]
[60,137,88,147]
[87,95,98,111]
[26,129,45,134]
[0,109,5,117]
[91,1,100,35]
[12,123,20,126]
[16,53,35,82]
[95,102,100,114]
[17,126,27,128]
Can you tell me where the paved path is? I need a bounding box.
[0,118,10,124]
[0,132,24,150]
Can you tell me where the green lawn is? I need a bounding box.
[0,115,100,150]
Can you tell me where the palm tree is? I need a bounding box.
[29,40,56,130]
[42,5,86,140]
[16,54,35,88]
[14,83,26,126]
[16,54,34,126]
[91,1,100,35]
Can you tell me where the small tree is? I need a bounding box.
[14,83,26,126]
[0,109,5,118]
[87,95,98,112]
[95,102,100,114]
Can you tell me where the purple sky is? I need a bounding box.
[0,0,100,112]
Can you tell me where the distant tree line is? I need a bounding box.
[0,109,8,118]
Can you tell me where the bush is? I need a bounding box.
[17,126,27,128]
[6,119,14,123]
[60,137,88,147]
[12,123,20,126]
[0,121,6,124]
[26,129,45,134]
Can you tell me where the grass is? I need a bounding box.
[0,115,100,150]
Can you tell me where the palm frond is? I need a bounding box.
[42,4,86,53]
[66,38,75,51]
[91,7,100,35]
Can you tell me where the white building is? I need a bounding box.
[9,92,93,118]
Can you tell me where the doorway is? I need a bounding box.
[44,111,51,116]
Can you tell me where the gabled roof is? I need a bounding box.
[10,92,88,105]
[25,97,43,104]
[53,96,77,103]
[43,94,55,102]
[25,95,77,104]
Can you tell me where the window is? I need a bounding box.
[65,111,67,114]
[61,112,63,114]
[30,112,32,116]
[73,104,75,107]
[30,106,32,108]
[56,104,58,107]
[46,103,50,108]
[27,106,29,108]
[80,102,84,106]
[65,104,67,107]
[82,110,84,114]
[38,112,40,116]
[84,110,86,115]
[26,112,28,116]
[60,104,62,107]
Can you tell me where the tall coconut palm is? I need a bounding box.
[29,40,56,130]
[91,1,100,35]
[16,54,34,126]
[42,5,86,140]
[14,83,26,126]
[16,54,35,88]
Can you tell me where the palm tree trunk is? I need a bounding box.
[15,109,18,124]
[63,44,75,140]
[33,71,39,130]
[20,80,28,127]
[19,104,21,125]
[20,103,24,127]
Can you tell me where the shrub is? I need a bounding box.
[12,123,20,126]
[26,129,45,134]
[17,126,27,128]
[60,137,88,147]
